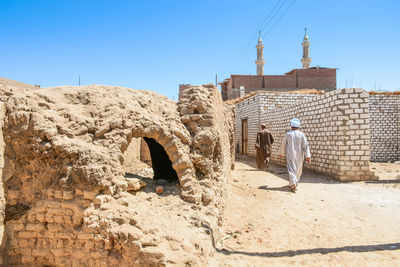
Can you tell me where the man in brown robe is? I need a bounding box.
[255,124,274,170]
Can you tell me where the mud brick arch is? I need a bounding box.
[0,82,235,266]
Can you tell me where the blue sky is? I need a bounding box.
[1,0,399,99]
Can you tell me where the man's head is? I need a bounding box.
[261,123,266,130]
[290,118,300,130]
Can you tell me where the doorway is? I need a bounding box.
[242,119,248,155]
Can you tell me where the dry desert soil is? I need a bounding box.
[209,156,400,266]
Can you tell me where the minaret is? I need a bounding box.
[255,31,266,76]
[301,28,312,69]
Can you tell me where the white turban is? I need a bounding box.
[291,118,300,128]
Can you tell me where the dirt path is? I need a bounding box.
[211,157,400,266]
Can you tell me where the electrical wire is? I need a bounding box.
[221,0,283,78]
[221,0,297,79]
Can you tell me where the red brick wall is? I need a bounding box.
[231,75,263,89]
[222,68,336,100]
[296,68,336,89]
[263,75,297,88]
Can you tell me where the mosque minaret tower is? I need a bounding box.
[255,31,266,76]
[301,28,312,69]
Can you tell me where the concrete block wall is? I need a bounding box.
[235,92,315,156]
[235,95,261,156]
[369,95,400,162]
[262,88,376,181]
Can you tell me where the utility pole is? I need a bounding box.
[79,76,81,86]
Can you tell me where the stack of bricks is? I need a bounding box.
[262,88,376,181]
[235,92,316,156]
[369,95,400,162]
[3,188,114,266]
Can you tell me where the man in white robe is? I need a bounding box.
[278,118,311,192]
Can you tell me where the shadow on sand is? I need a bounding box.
[258,185,292,192]
[216,242,400,258]
[235,155,337,185]
[200,221,400,258]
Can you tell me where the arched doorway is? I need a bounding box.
[143,137,178,182]
[123,137,178,184]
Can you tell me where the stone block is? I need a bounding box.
[31,248,47,257]
[18,231,37,239]
[83,191,97,200]
[26,223,45,232]
[18,239,30,248]
[47,223,63,232]
[63,191,74,200]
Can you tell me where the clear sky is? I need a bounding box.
[1,0,399,99]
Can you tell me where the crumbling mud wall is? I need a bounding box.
[263,88,377,181]
[0,81,234,266]
[0,102,5,250]
[122,137,142,173]
[369,94,400,162]
[178,84,235,217]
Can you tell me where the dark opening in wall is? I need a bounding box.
[143,137,179,183]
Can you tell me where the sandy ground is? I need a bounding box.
[211,156,400,266]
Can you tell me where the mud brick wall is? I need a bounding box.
[0,83,235,265]
[0,102,5,257]
[369,95,400,162]
[235,92,315,156]
[262,88,376,181]
[2,188,114,266]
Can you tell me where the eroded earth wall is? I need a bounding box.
[0,81,234,266]
[178,84,235,213]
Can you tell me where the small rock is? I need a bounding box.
[155,186,163,194]
[126,178,146,191]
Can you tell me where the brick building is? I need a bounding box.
[220,30,337,100]
[233,89,400,181]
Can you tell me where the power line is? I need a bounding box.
[259,0,289,33]
[262,0,297,38]
[221,0,284,78]
[222,0,297,77]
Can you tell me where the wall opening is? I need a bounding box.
[241,119,248,155]
[143,137,178,183]
[123,137,178,184]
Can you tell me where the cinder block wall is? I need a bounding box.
[262,88,376,181]
[235,95,261,155]
[369,95,400,162]
[235,92,315,156]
